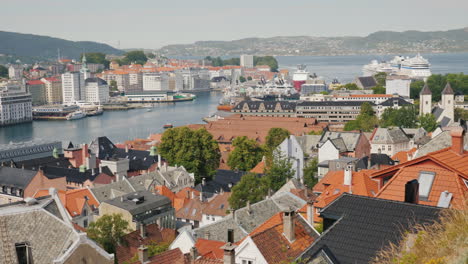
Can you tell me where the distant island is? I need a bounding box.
[157,27,468,56]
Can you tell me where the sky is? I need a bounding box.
[2,0,468,49]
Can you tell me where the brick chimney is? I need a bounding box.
[451,128,465,155]
[138,246,149,263]
[283,211,295,242]
[189,246,198,264]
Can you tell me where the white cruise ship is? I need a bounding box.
[390,54,431,79]
[362,54,431,79]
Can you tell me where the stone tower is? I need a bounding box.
[419,84,432,116]
[441,82,455,122]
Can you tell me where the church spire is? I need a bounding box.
[420,84,432,95]
[442,82,454,95]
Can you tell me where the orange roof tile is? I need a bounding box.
[250,160,266,174]
[202,192,230,217]
[195,239,225,259]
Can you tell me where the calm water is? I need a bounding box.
[277,53,468,83]
[0,91,223,145]
[1,53,467,144]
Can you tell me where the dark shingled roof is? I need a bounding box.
[420,84,432,95]
[104,190,171,217]
[14,155,72,170]
[297,101,376,107]
[232,100,296,111]
[194,169,249,197]
[298,194,441,264]
[85,77,108,85]
[0,167,37,189]
[378,97,412,107]
[441,83,454,95]
[357,76,378,89]
[41,166,100,184]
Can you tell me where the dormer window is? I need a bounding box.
[418,171,435,201]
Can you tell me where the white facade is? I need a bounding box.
[200,213,224,227]
[318,140,340,163]
[386,77,411,98]
[240,55,254,68]
[143,73,169,91]
[84,78,109,104]
[0,82,32,126]
[278,136,304,180]
[61,72,85,105]
[8,65,23,80]
[235,236,269,264]
[169,230,196,254]
[439,92,454,122]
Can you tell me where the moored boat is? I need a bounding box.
[66,110,86,120]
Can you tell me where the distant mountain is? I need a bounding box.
[0,31,123,62]
[157,28,468,56]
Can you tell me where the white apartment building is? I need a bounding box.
[143,73,169,91]
[386,75,411,98]
[0,81,32,126]
[61,72,85,104]
[101,71,130,92]
[8,64,23,80]
[240,54,254,68]
[128,71,143,92]
[85,77,109,104]
[41,77,63,104]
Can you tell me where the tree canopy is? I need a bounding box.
[227,136,263,171]
[80,52,110,68]
[455,108,468,122]
[341,83,360,90]
[254,56,278,72]
[119,50,148,65]
[0,65,8,78]
[372,85,386,94]
[265,128,290,154]
[158,127,220,182]
[380,106,418,128]
[344,102,379,132]
[303,157,319,188]
[86,213,129,254]
[204,56,240,67]
[374,72,387,86]
[419,113,438,132]
[264,150,295,192]
[228,173,268,209]
[410,73,468,101]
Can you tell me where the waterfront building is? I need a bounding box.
[0,139,62,163]
[101,70,130,92]
[386,75,411,98]
[128,70,143,92]
[143,73,169,91]
[231,100,296,117]
[61,71,85,104]
[126,90,176,102]
[0,81,32,126]
[8,64,23,80]
[32,104,79,119]
[240,54,254,68]
[176,69,211,91]
[84,77,109,104]
[300,82,327,95]
[41,77,63,104]
[26,79,47,105]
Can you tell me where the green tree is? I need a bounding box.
[455,108,468,122]
[265,128,290,154]
[147,242,170,257]
[239,76,246,83]
[303,157,319,188]
[228,173,268,209]
[146,53,156,59]
[254,56,279,72]
[264,150,295,192]
[121,50,148,65]
[86,213,129,254]
[419,113,438,132]
[380,106,418,128]
[344,102,378,132]
[158,127,220,182]
[308,130,322,135]
[247,76,253,81]
[372,85,386,94]
[374,72,387,86]
[341,83,359,90]
[80,52,110,68]
[227,136,263,171]
[109,80,118,92]
[0,65,8,78]
[410,80,425,99]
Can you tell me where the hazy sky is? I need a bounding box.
[2,0,467,49]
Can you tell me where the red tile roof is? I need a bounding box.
[202,192,230,217]
[248,212,318,263]
[194,239,225,259]
[373,146,468,209]
[116,224,176,263]
[26,80,44,85]
[250,159,266,174]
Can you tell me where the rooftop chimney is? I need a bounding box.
[306,201,314,225]
[450,128,465,155]
[140,223,146,238]
[202,177,206,186]
[344,164,353,187]
[158,154,162,169]
[189,247,198,264]
[246,200,251,214]
[283,211,296,242]
[138,246,149,263]
[221,229,237,264]
[404,179,419,204]
[125,144,129,153]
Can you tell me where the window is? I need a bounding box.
[15,242,33,264]
[83,219,88,228]
[418,171,435,201]
[242,260,254,264]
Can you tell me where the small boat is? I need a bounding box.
[66,110,86,120]
[86,107,104,116]
[163,123,173,129]
[146,108,152,112]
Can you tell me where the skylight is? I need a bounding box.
[418,171,435,201]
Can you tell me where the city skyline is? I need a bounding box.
[2,0,468,49]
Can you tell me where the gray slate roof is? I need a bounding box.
[441,83,454,95]
[294,135,321,156]
[320,131,362,151]
[298,194,441,264]
[420,84,432,95]
[371,127,409,144]
[103,190,171,216]
[0,167,37,189]
[193,192,306,242]
[91,178,136,203]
